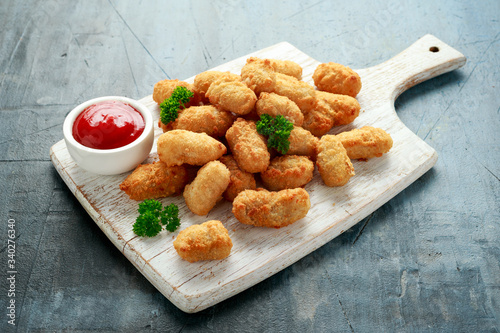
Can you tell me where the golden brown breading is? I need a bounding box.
[173,220,232,263]
[316,135,355,186]
[301,100,335,137]
[302,91,361,136]
[317,91,360,126]
[336,126,393,159]
[232,188,311,228]
[241,57,302,83]
[154,79,203,133]
[271,73,316,111]
[225,118,270,173]
[193,71,241,96]
[157,130,226,166]
[266,58,303,80]
[313,62,362,97]
[169,105,234,137]
[183,161,230,215]
[152,79,202,107]
[240,57,277,95]
[261,155,314,191]
[153,79,192,104]
[219,155,256,202]
[255,92,304,126]
[119,162,188,201]
[286,126,319,159]
[206,76,257,115]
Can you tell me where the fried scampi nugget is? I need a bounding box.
[240,57,277,95]
[193,71,241,96]
[255,92,304,126]
[183,161,230,215]
[316,135,355,186]
[286,126,319,160]
[336,126,393,160]
[173,220,232,263]
[301,103,334,137]
[317,91,360,126]
[206,76,257,115]
[219,155,256,202]
[266,58,303,80]
[225,118,270,173]
[157,130,226,166]
[271,73,316,111]
[313,62,362,98]
[119,162,188,201]
[242,57,302,81]
[232,188,311,228]
[152,79,201,106]
[168,105,234,137]
[261,155,314,191]
[302,91,361,137]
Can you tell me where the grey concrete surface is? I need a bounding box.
[0,0,499,332]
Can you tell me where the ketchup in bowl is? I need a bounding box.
[72,101,145,149]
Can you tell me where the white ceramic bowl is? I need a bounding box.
[63,96,154,175]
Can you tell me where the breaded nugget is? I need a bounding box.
[316,135,355,186]
[173,220,232,263]
[261,155,314,191]
[232,188,311,228]
[302,91,361,136]
[152,79,201,106]
[153,79,191,104]
[336,126,393,159]
[266,58,303,80]
[286,126,319,159]
[313,62,362,97]
[169,105,234,137]
[271,73,316,111]
[240,57,277,95]
[119,162,188,201]
[183,161,230,215]
[225,118,270,173]
[219,155,257,202]
[242,57,302,81]
[302,101,335,137]
[255,92,304,126]
[317,91,360,126]
[155,79,202,133]
[206,76,257,115]
[157,130,226,166]
[193,71,240,96]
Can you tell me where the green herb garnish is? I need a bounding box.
[256,114,294,154]
[159,86,194,125]
[133,199,180,237]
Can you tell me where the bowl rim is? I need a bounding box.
[63,96,154,154]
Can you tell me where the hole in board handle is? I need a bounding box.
[429,46,439,52]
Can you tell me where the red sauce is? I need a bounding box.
[72,101,145,149]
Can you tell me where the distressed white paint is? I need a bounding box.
[50,35,465,313]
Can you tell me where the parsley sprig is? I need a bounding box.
[256,114,294,154]
[133,199,181,237]
[159,86,194,125]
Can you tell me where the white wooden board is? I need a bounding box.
[50,34,465,313]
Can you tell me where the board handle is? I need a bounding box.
[359,34,466,103]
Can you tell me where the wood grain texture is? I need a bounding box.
[50,35,465,313]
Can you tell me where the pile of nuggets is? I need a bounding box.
[119,57,393,263]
